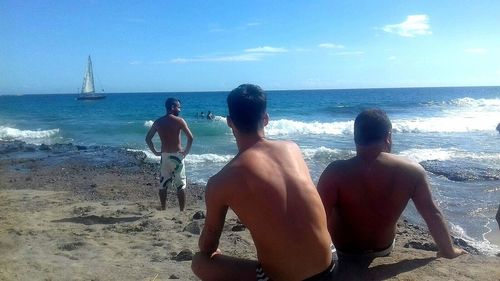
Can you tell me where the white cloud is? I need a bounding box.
[246,22,261,27]
[244,46,288,53]
[335,51,365,56]
[170,53,265,64]
[169,46,287,64]
[382,15,432,37]
[210,22,262,32]
[318,43,344,49]
[388,56,397,61]
[465,48,488,54]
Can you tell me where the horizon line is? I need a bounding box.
[1,84,500,96]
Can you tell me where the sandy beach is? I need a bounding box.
[1,141,499,281]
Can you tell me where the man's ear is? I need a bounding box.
[385,131,392,153]
[263,113,269,127]
[227,116,233,128]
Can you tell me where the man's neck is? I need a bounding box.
[235,131,265,152]
[356,144,386,161]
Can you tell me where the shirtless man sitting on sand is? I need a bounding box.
[145,98,193,211]
[192,84,337,281]
[318,108,466,259]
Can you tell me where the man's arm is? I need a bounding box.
[411,165,466,259]
[198,178,228,256]
[317,163,338,234]
[180,119,194,157]
[145,123,161,156]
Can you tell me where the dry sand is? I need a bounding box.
[0,141,499,281]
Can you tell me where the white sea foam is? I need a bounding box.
[0,126,60,144]
[186,153,234,164]
[302,146,346,160]
[394,97,500,133]
[450,223,500,256]
[399,148,456,163]
[213,115,227,122]
[450,97,500,107]
[127,149,233,164]
[399,148,500,163]
[266,119,353,136]
[144,120,154,127]
[393,114,499,133]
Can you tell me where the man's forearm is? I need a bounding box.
[184,139,193,155]
[424,211,455,256]
[146,140,159,155]
[198,227,220,255]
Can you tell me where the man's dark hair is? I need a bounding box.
[165,98,180,110]
[354,108,392,146]
[227,84,267,134]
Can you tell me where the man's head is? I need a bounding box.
[227,84,268,134]
[354,108,392,150]
[165,98,181,116]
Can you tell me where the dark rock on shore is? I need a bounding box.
[0,140,205,206]
[421,160,500,181]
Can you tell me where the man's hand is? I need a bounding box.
[211,248,222,258]
[437,247,467,259]
[180,150,188,158]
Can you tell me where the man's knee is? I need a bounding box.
[191,252,210,280]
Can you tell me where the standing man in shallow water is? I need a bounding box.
[318,108,466,259]
[192,84,336,281]
[145,98,193,211]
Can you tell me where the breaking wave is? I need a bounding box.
[0,126,60,145]
[266,119,353,136]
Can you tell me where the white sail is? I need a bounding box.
[81,56,95,95]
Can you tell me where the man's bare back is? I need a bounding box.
[318,108,465,259]
[153,114,186,153]
[204,139,333,280]
[319,152,425,252]
[192,84,335,281]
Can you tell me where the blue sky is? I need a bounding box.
[1,0,499,94]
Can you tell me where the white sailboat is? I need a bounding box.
[77,55,105,100]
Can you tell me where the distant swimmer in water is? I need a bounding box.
[207,111,214,120]
[318,108,467,259]
[145,98,194,211]
[496,123,500,133]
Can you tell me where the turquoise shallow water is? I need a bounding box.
[1,86,499,254]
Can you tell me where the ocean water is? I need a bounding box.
[1,86,499,255]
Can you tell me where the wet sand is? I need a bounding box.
[0,141,499,280]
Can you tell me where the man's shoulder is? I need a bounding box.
[267,139,300,152]
[157,115,186,126]
[154,115,168,124]
[319,158,354,185]
[327,157,355,171]
[382,153,423,171]
[379,153,427,182]
[212,157,245,181]
[207,162,245,193]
